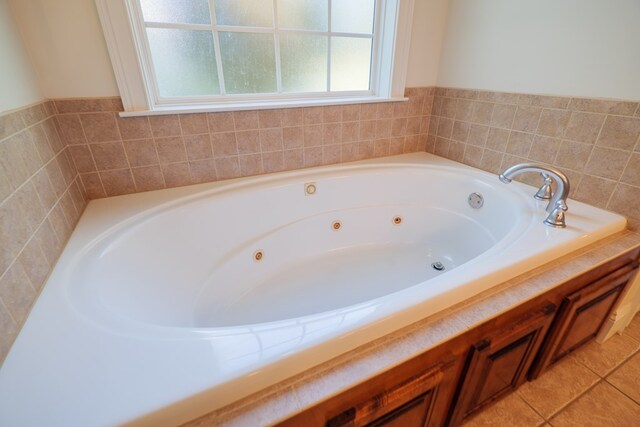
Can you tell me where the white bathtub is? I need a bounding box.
[0,153,626,426]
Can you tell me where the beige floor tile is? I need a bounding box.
[624,312,640,342]
[571,332,640,377]
[517,356,599,418]
[606,352,640,405]
[549,381,640,427]
[462,392,545,427]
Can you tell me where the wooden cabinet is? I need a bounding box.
[277,248,639,427]
[529,260,639,379]
[448,303,556,425]
[279,356,463,427]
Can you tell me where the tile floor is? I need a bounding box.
[463,312,640,426]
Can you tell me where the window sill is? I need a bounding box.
[118,96,408,117]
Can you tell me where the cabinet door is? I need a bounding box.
[323,359,457,427]
[529,261,639,379]
[448,303,556,425]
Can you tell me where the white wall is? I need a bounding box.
[0,0,43,113]
[8,0,445,99]
[8,0,120,98]
[437,0,640,100]
[405,0,450,87]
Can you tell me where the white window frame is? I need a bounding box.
[95,0,415,116]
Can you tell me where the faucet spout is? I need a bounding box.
[499,162,571,228]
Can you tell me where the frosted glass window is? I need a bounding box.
[331,0,375,34]
[331,37,372,91]
[278,0,328,31]
[219,32,277,94]
[215,0,273,27]
[140,0,210,25]
[147,28,220,97]
[280,34,327,93]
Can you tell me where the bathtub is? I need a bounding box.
[0,153,626,426]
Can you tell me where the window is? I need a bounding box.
[96,0,415,114]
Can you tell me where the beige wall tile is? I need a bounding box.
[17,237,50,292]
[322,124,341,145]
[234,111,260,130]
[100,169,136,196]
[584,147,630,180]
[437,117,453,138]
[304,146,323,166]
[90,142,129,171]
[132,165,165,192]
[452,121,470,142]
[529,135,560,164]
[161,162,191,188]
[0,261,36,326]
[149,115,181,138]
[215,157,241,179]
[568,98,638,115]
[207,112,235,133]
[324,144,343,164]
[573,175,617,209]
[512,105,542,132]
[258,109,283,129]
[322,105,343,123]
[471,101,494,125]
[282,127,303,149]
[189,159,217,183]
[608,183,640,222]
[555,140,593,171]
[236,130,261,154]
[303,107,323,125]
[283,149,303,170]
[116,116,151,140]
[491,103,517,129]
[184,134,213,161]
[263,151,285,173]
[536,109,571,138]
[122,139,159,167]
[56,114,86,144]
[486,127,510,151]
[80,172,106,199]
[68,145,96,173]
[342,105,360,122]
[563,111,605,144]
[341,122,359,143]
[596,116,640,151]
[239,154,264,177]
[304,125,323,147]
[282,108,303,126]
[0,300,18,364]
[79,113,120,142]
[179,113,208,135]
[211,133,238,158]
[506,131,533,157]
[620,153,640,186]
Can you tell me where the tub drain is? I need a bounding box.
[431,262,445,271]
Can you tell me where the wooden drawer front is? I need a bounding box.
[449,303,556,425]
[325,364,444,427]
[530,261,639,378]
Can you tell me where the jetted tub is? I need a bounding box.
[0,153,627,426]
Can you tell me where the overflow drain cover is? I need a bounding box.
[432,262,445,271]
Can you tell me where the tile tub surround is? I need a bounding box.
[55,88,434,199]
[0,101,88,364]
[425,88,640,231]
[185,230,640,426]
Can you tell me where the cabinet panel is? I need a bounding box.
[448,303,556,425]
[529,261,638,379]
[324,362,444,427]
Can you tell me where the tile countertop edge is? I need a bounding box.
[183,230,640,427]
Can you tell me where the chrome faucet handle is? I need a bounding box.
[544,199,568,228]
[534,173,553,201]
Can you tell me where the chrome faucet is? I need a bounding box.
[499,163,570,228]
